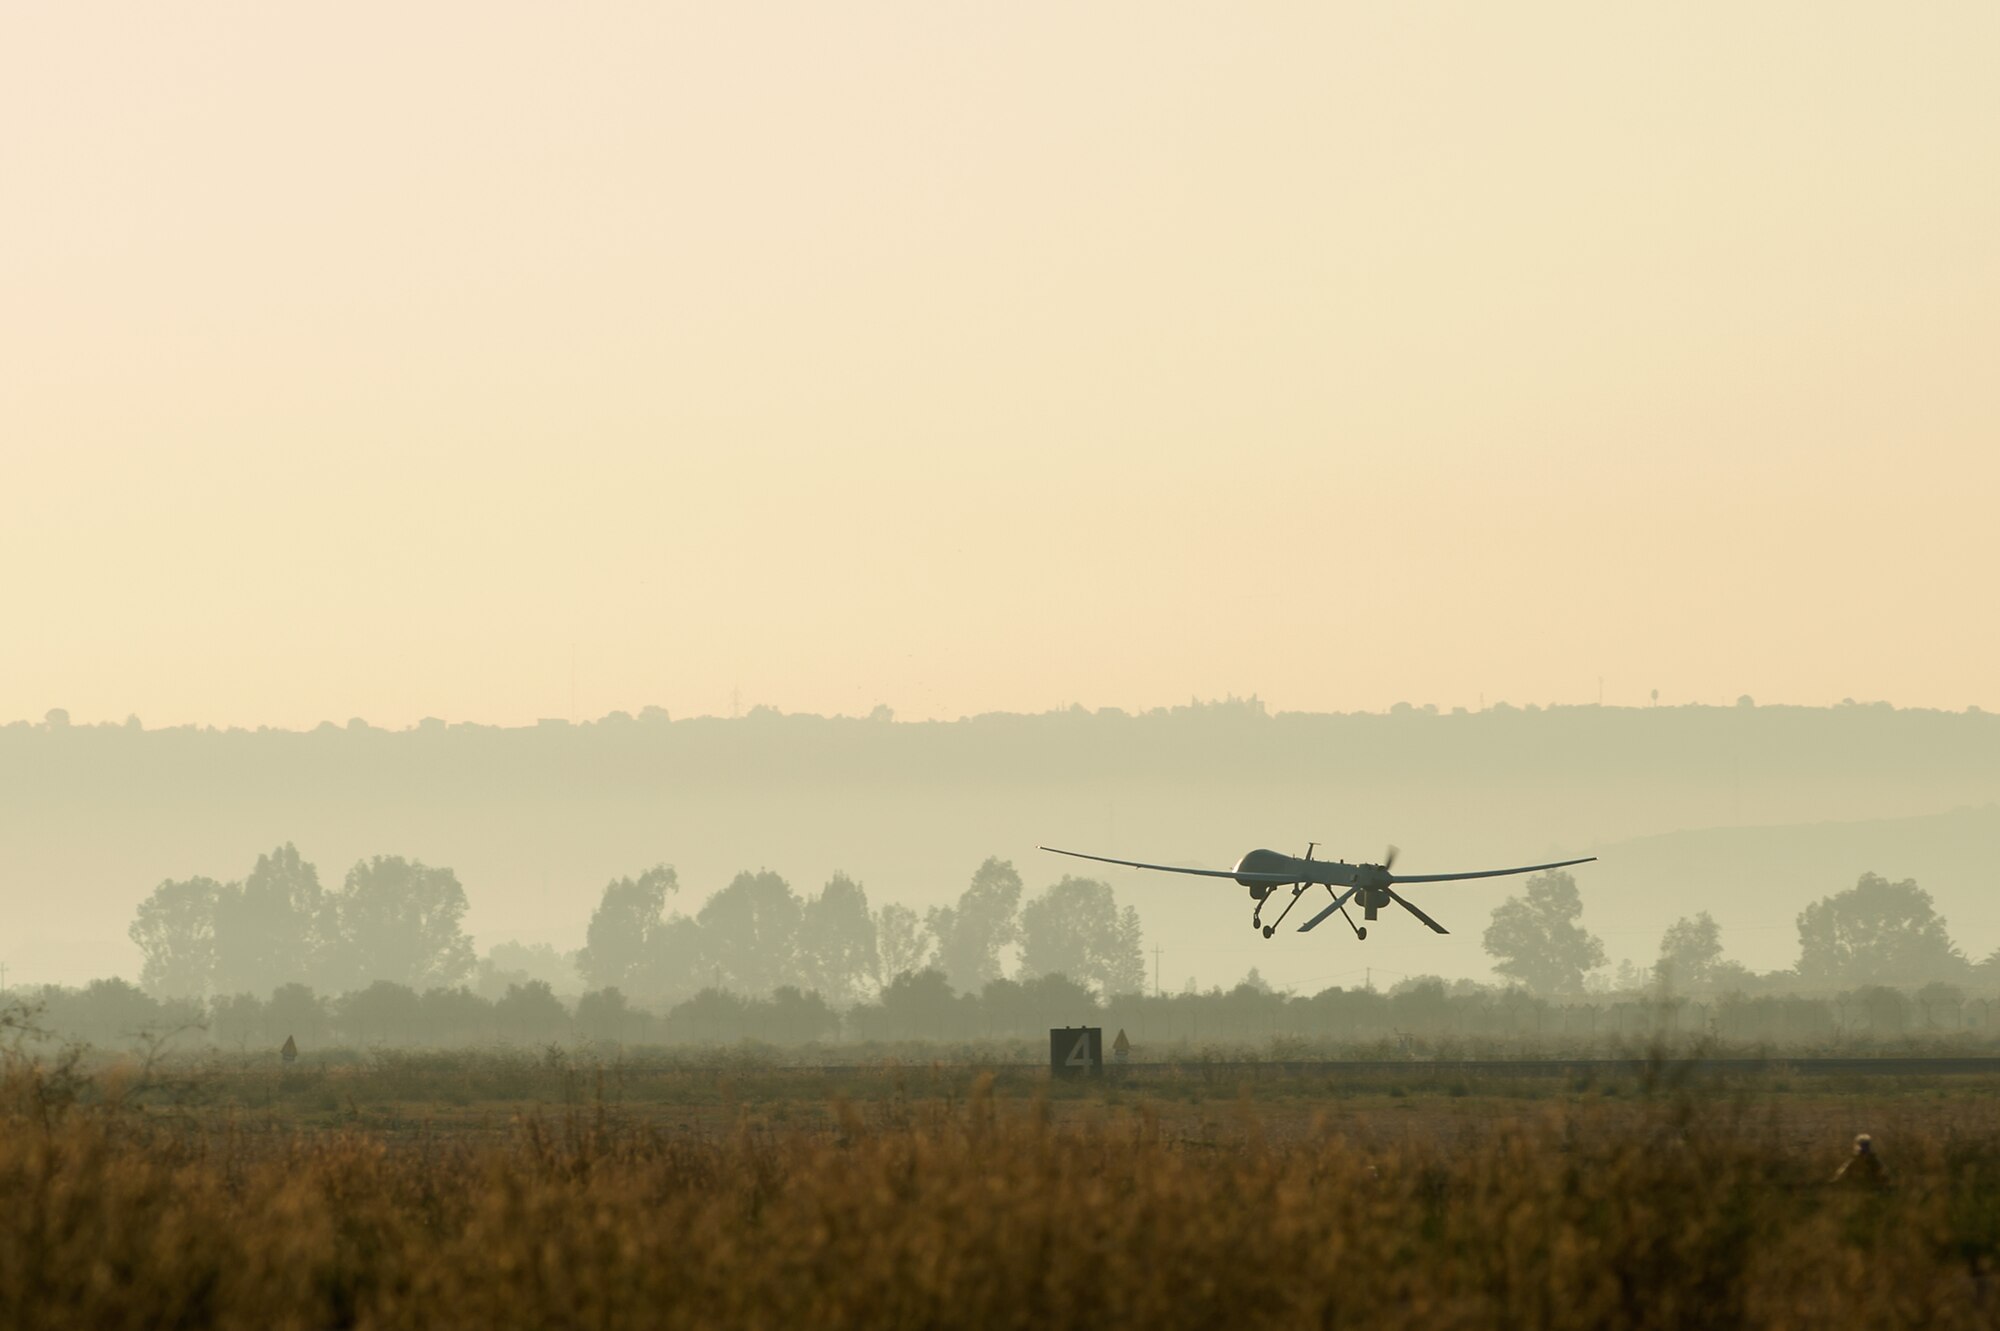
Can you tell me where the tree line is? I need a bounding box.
[1479,869,1994,996]
[128,845,1146,1009]
[107,844,2000,1054]
[17,962,2000,1053]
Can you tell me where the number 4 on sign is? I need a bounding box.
[1066,1033,1091,1068]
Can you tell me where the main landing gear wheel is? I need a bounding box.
[1358,927,1368,940]
[1262,925,1275,938]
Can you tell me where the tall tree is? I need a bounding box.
[323,856,476,993]
[872,903,933,992]
[1482,870,1605,994]
[1795,873,1965,989]
[797,873,878,1006]
[212,844,331,996]
[129,875,224,998]
[696,870,803,996]
[1654,912,1725,992]
[643,914,708,1005]
[577,866,679,992]
[926,857,1022,994]
[1016,876,1145,996]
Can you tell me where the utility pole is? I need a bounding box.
[1153,946,1162,998]
[0,961,8,995]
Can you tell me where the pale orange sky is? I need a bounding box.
[4,3,1996,729]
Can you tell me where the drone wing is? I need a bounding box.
[1384,887,1450,934]
[1036,846,1297,884]
[1388,856,1597,884]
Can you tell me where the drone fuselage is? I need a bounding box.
[1232,848,1393,898]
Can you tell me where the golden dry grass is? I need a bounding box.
[6,1059,2000,1329]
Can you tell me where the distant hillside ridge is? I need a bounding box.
[4,701,1995,989]
[8,697,1996,793]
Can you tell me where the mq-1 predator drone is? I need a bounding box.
[1037,843,1596,941]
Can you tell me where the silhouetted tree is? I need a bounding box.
[642,915,707,1005]
[1916,980,1965,1029]
[577,866,679,992]
[872,902,932,991]
[266,982,329,1047]
[338,980,422,1045]
[1016,876,1145,996]
[129,875,223,998]
[1795,873,1965,989]
[209,991,266,1048]
[417,986,493,1043]
[667,988,751,1043]
[475,941,580,1001]
[1216,975,1288,1039]
[851,967,960,1041]
[214,845,332,997]
[46,978,164,1045]
[473,954,530,1002]
[797,873,878,1007]
[1705,959,1758,994]
[1388,977,1452,1028]
[1654,912,1725,992]
[323,856,476,993]
[576,987,635,1042]
[1846,983,1912,1034]
[493,980,570,1042]
[1482,870,1605,994]
[486,941,581,992]
[766,985,842,1043]
[926,857,1022,994]
[987,972,1098,1036]
[696,870,802,996]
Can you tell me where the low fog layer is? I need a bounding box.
[3,700,1996,998]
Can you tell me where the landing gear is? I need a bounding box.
[1323,889,1368,942]
[1253,883,1312,939]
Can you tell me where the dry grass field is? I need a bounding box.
[6,1051,2000,1329]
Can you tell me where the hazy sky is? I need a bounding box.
[6,4,1996,729]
